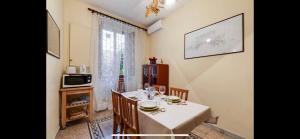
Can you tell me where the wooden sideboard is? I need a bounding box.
[59,86,93,129]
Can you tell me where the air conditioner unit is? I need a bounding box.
[147,20,163,34]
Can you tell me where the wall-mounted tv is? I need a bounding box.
[47,10,60,59]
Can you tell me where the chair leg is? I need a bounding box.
[124,125,127,139]
[120,123,124,139]
[113,118,117,139]
[134,131,139,139]
[131,135,139,139]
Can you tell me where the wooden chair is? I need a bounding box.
[169,87,189,101]
[112,90,124,139]
[121,95,140,139]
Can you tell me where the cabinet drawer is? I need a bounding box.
[65,89,91,95]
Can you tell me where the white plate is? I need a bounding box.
[160,95,167,98]
[140,100,157,108]
[126,93,136,97]
[167,96,180,100]
[139,106,159,111]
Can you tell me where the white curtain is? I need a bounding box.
[90,14,147,111]
[90,13,102,111]
[123,31,136,91]
[124,29,148,91]
[135,29,148,89]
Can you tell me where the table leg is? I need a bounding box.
[88,90,93,121]
[61,92,66,129]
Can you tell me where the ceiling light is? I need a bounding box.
[165,0,176,6]
[145,0,176,17]
[145,0,163,17]
[206,38,211,43]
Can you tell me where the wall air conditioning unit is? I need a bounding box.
[147,20,163,35]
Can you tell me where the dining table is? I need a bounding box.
[122,90,211,139]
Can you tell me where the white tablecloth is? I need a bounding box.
[122,91,210,139]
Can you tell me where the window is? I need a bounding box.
[116,33,125,75]
[101,29,125,76]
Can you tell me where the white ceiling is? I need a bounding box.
[80,0,191,27]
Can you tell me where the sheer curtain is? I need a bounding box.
[135,29,148,89]
[123,29,148,91]
[90,13,146,111]
[90,13,102,111]
[123,31,136,91]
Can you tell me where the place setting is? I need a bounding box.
[165,96,187,105]
[128,96,140,101]
[139,100,166,115]
[126,92,143,101]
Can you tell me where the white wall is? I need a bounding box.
[46,0,64,138]
[149,0,253,138]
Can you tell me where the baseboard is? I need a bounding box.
[53,125,60,139]
[203,123,245,139]
[95,108,109,112]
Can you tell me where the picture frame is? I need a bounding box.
[184,13,244,59]
[47,10,60,59]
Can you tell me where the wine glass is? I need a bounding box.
[158,86,166,103]
[144,83,150,90]
[159,86,166,96]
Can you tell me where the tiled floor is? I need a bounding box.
[55,110,113,139]
[55,110,235,139]
[191,125,233,139]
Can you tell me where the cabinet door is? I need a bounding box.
[157,64,169,94]
[149,65,157,86]
[142,65,149,89]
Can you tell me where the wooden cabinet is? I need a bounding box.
[59,87,93,129]
[142,64,169,95]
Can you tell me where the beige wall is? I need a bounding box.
[149,0,253,138]
[63,0,149,69]
[46,0,64,138]
[69,23,91,66]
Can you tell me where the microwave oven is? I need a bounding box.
[62,74,92,88]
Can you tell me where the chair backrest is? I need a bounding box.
[121,95,140,133]
[112,90,122,116]
[169,87,189,100]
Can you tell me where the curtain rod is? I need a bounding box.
[88,8,147,31]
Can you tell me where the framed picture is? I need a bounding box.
[47,10,60,59]
[184,13,244,59]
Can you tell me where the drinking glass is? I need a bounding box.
[155,97,161,107]
[159,86,166,96]
[149,87,156,100]
[144,83,150,90]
